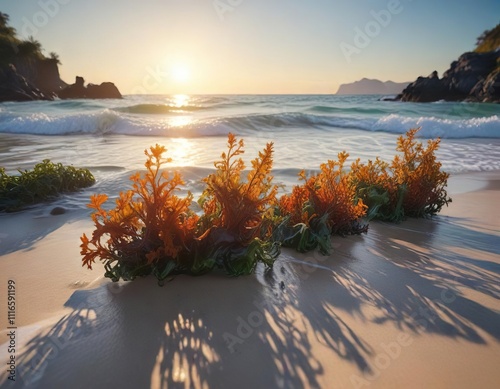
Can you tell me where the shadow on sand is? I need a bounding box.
[9,214,500,388]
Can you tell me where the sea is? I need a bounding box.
[0,94,499,211]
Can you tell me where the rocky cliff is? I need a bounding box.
[0,63,51,102]
[0,12,122,102]
[12,57,67,95]
[396,51,500,103]
[0,56,69,102]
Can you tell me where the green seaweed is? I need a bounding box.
[0,160,95,212]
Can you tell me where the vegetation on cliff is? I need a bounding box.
[475,23,500,54]
[0,12,54,67]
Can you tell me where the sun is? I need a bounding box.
[170,64,190,83]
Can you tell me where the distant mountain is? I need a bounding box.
[336,78,410,95]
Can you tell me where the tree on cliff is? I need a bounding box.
[0,12,22,66]
[0,12,54,66]
[49,52,61,65]
[475,23,500,53]
[0,12,15,35]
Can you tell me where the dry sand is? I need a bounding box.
[0,172,499,389]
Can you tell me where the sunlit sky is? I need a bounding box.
[2,0,499,94]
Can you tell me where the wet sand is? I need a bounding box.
[0,172,499,388]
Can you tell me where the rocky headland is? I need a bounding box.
[0,12,122,102]
[396,51,499,103]
[396,24,500,103]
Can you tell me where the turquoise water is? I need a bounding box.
[0,94,499,211]
[0,94,498,138]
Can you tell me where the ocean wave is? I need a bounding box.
[373,114,500,138]
[203,113,500,139]
[0,108,499,139]
[0,109,122,135]
[306,105,388,115]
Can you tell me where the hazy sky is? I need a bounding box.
[2,0,499,94]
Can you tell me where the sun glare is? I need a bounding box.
[168,138,194,165]
[170,65,190,83]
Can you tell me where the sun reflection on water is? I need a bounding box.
[167,94,194,128]
[168,138,195,166]
[172,94,190,108]
[168,116,193,128]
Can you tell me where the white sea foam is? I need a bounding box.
[0,109,121,135]
[374,114,500,139]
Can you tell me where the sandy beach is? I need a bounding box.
[1,2,499,388]
[0,171,499,389]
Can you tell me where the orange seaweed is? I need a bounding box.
[198,133,278,243]
[351,128,451,221]
[81,129,452,282]
[80,144,198,281]
[279,151,367,235]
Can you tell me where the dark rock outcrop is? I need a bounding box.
[34,58,68,96]
[469,67,500,102]
[11,57,67,98]
[58,77,122,99]
[87,82,122,99]
[57,76,85,99]
[1,61,121,102]
[397,51,500,103]
[396,72,451,103]
[0,64,52,102]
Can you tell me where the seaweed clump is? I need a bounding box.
[0,160,95,212]
[81,129,451,283]
[278,151,368,254]
[351,128,452,222]
[81,135,281,283]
